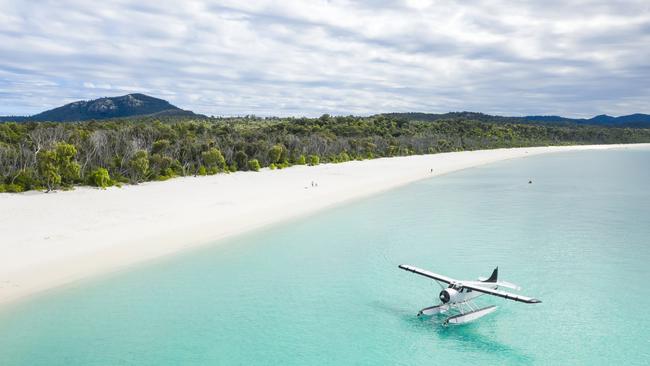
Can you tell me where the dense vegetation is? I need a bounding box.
[1,114,649,192]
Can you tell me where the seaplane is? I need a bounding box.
[398,264,541,325]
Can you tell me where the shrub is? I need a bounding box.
[269,163,276,170]
[113,173,130,184]
[308,155,320,166]
[88,168,112,189]
[228,163,238,172]
[234,151,248,170]
[149,154,180,178]
[162,167,176,178]
[247,159,261,172]
[5,183,24,193]
[13,169,38,191]
[296,155,306,165]
[268,144,284,164]
[202,148,226,170]
[198,166,207,176]
[155,167,177,181]
[170,158,183,176]
[0,184,5,193]
[151,139,171,154]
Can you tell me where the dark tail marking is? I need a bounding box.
[483,267,498,282]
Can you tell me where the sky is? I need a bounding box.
[0,0,649,117]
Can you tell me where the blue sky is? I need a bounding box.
[0,0,648,117]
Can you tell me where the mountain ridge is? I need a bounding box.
[1,95,649,127]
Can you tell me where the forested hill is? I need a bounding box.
[1,114,650,193]
[0,94,200,122]
[382,112,650,128]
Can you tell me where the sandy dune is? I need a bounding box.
[1,144,647,305]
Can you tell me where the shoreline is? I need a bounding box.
[1,143,648,306]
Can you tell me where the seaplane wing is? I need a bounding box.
[460,283,541,304]
[398,265,456,284]
[462,280,521,291]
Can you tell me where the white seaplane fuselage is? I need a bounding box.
[440,281,497,304]
[417,281,498,318]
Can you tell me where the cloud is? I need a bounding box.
[0,0,648,117]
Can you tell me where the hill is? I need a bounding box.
[382,112,650,128]
[0,94,200,122]
[523,114,650,127]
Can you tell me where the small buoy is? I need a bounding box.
[528,180,532,184]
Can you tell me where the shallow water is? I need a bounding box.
[1,148,649,365]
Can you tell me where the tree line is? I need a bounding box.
[1,114,649,192]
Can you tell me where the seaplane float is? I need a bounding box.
[399,265,541,325]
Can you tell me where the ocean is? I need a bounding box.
[1,147,649,365]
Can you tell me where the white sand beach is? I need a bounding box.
[0,144,647,306]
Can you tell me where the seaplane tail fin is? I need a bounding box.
[482,267,498,283]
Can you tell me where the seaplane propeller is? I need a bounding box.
[439,288,456,303]
[399,264,541,325]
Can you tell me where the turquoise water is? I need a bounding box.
[1,148,649,365]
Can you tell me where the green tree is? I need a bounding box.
[128,150,149,182]
[37,150,61,192]
[55,142,80,185]
[248,159,261,171]
[201,148,226,171]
